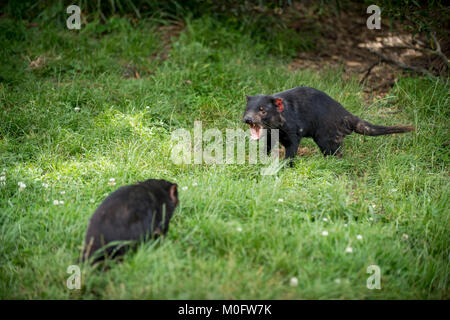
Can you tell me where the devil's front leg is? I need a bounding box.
[281,134,302,167]
[265,129,277,155]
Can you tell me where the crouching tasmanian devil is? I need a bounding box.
[243,86,414,165]
[82,179,179,264]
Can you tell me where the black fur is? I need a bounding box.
[82,179,179,264]
[243,86,414,165]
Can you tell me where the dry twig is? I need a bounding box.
[368,33,448,74]
[366,47,433,77]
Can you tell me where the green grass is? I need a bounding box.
[0,15,448,299]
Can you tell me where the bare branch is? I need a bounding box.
[359,61,379,84]
[430,33,450,69]
[381,45,434,55]
[366,48,433,77]
[380,35,449,69]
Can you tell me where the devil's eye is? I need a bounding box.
[259,106,266,115]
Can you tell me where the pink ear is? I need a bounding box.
[275,98,284,112]
[170,184,178,205]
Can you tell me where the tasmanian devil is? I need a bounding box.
[82,179,179,264]
[243,86,414,164]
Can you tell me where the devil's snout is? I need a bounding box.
[243,116,253,124]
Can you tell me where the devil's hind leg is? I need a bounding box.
[313,135,343,158]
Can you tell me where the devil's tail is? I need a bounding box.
[351,116,414,136]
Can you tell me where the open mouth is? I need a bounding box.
[249,124,262,140]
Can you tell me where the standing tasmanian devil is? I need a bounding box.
[82,179,179,264]
[243,86,414,164]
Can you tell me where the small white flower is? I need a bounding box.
[59,200,64,205]
[18,182,26,190]
[402,233,409,240]
[344,224,348,227]
[322,230,329,236]
[0,176,6,181]
[146,106,150,109]
[371,204,376,209]
[289,277,298,287]
[345,247,353,253]
[53,200,59,205]
[108,178,116,186]
[278,198,284,202]
[182,186,188,191]
[334,278,341,284]
[90,199,95,203]
[60,191,65,195]
[192,182,198,186]
[42,183,49,188]
[369,217,374,221]
[356,235,363,240]
[74,107,81,112]
[274,209,279,212]
[323,218,328,222]
[236,227,242,232]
